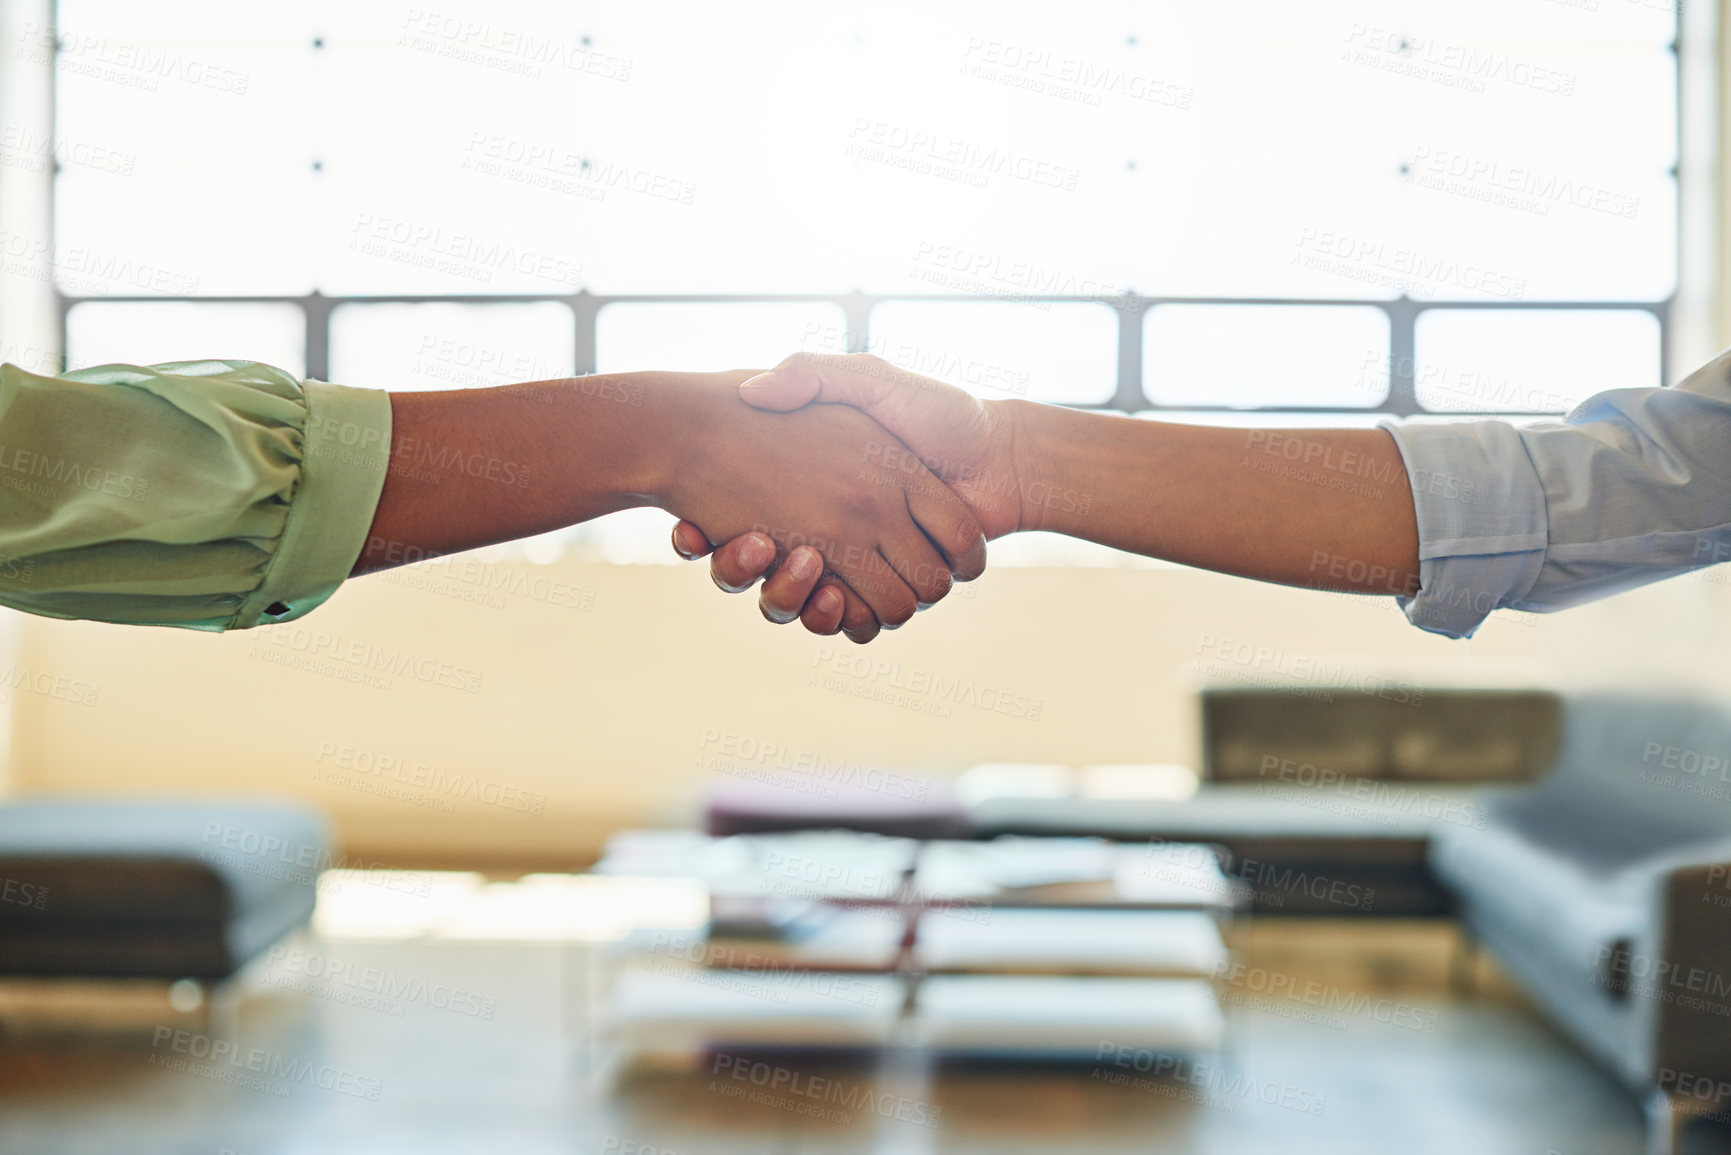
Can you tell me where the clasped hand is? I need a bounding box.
[666,354,1027,643]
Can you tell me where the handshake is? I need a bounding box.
[659,352,1043,644]
[363,351,1420,637]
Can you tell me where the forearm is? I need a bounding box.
[1001,400,1421,596]
[352,375,682,575]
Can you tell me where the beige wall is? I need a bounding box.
[10,553,1730,864]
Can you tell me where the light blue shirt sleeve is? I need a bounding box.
[1378,347,1731,640]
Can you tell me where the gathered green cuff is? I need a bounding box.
[232,380,392,629]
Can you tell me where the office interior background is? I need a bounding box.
[0,1,1725,1153]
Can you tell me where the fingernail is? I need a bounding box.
[788,549,817,581]
[815,588,841,615]
[670,525,698,559]
[739,372,774,392]
[739,534,773,570]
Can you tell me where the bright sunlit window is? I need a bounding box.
[45,0,1680,560]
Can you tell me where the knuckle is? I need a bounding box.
[880,595,917,629]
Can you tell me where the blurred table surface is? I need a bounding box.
[0,927,1650,1155]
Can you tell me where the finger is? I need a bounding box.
[671,520,713,560]
[879,532,955,611]
[839,586,882,644]
[707,532,777,594]
[798,582,848,636]
[759,546,825,625]
[842,554,921,632]
[902,463,989,583]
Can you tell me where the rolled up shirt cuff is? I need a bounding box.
[1377,418,1550,639]
[232,380,392,629]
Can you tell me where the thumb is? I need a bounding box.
[738,361,823,411]
[739,353,978,440]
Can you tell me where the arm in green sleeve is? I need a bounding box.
[0,359,390,631]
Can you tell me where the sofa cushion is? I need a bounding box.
[968,790,1459,916]
[0,798,329,978]
[0,798,329,923]
[1431,816,1643,977]
[1487,790,1724,875]
[1528,695,1731,850]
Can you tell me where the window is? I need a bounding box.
[43,0,1681,561]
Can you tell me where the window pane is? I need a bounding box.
[66,301,306,376]
[57,48,316,169]
[595,302,847,374]
[320,169,587,296]
[1144,305,1389,409]
[1414,308,1661,414]
[58,0,315,40]
[57,169,317,296]
[868,301,1117,404]
[1406,167,1674,302]
[329,303,575,392]
[1406,0,1676,45]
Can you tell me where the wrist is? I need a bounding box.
[997,398,1079,536]
[629,370,731,514]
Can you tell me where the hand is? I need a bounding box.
[653,369,987,641]
[672,354,1025,635]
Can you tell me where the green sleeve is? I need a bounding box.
[0,359,392,631]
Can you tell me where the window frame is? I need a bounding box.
[47,12,1683,422]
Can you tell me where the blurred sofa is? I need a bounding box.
[0,798,329,979]
[970,687,1563,915]
[1431,693,1731,1151]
